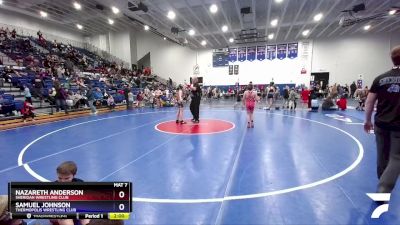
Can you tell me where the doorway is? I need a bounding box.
[311,72,329,90]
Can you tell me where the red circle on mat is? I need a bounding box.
[155,119,235,135]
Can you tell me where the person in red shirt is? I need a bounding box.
[336,95,347,110]
[301,88,310,108]
[21,99,35,123]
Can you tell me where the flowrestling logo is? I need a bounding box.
[367,193,391,219]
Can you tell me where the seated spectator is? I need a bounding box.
[136,91,144,107]
[21,99,35,123]
[336,95,347,111]
[107,95,115,111]
[321,96,337,111]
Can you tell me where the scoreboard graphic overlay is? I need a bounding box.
[8,182,132,220]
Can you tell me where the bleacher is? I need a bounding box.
[0,28,167,129]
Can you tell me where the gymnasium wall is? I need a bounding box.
[195,32,400,87]
[312,32,400,88]
[0,8,83,43]
[135,31,197,83]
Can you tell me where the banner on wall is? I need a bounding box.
[287,43,298,59]
[229,48,237,62]
[257,46,266,61]
[267,45,276,60]
[238,47,247,62]
[246,46,256,61]
[277,44,287,60]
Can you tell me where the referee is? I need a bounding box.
[190,77,201,123]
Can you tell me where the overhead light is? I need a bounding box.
[167,10,176,20]
[201,40,207,46]
[302,29,310,36]
[0,0,3,5]
[229,38,234,43]
[389,9,396,15]
[222,25,228,32]
[163,37,167,40]
[40,11,48,18]
[73,2,82,10]
[144,25,149,31]
[76,24,83,30]
[108,18,114,25]
[271,19,278,27]
[268,33,274,40]
[363,25,371,31]
[188,29,195,36]
[275,0,283,3]
[314,13,323,22]
[111,6,120,14]
[210,4,218,14]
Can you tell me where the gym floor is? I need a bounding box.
[1,100,399,225]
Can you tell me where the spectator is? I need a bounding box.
[123,85,130,110]
[288,88,297,110]
[128,90,134,109]
[336,95,347,110]
[322,96,337,111]
[55,86,68,113]
[136,91,144,108]
[23,85,32,103]
[107,95,115,111]
[86,86,98,115]
[21,99,35,123]
[350,81,357,99]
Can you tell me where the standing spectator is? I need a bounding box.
[364,45,400,194]
[23,85,32,104]
[21,99,35,123]
[86,86,98,115]
[282,85,290,109]
[350,81,357,99]
[128,91,134,109]
[123,85,130,109]
[55,86,68,114]
[288,88,297,110]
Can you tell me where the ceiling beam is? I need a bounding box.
[376,17,400,33]
[144,0,203,48]
[275,0,290,40]
[234,0,244,30]
[284,0,308,41]
[199,0,229,44]
[294,0,324,40]
[316,0,359,38]
[215,0,236,43]
[251,0,256,29]
[264,0,272,36]
[338,0,391,36]
[183,0,221,46]
[308,0,342,39]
